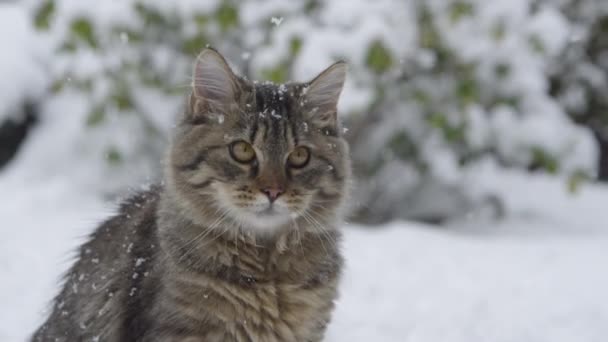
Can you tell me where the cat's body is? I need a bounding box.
[32,49,350,342]
[33,185,342,342]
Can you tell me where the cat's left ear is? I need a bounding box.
[302,61,347,129]
[191,48,240,114]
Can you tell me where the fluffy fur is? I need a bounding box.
[32,48,350,342]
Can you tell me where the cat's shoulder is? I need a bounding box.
[117,184,163,214]
[84,184,162,249]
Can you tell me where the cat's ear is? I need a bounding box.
[302,61,347,129]
[191,48,240,112]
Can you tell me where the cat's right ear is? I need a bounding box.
[301,61,347,130]
[190,48,240,116]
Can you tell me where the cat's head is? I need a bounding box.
[167,48,350,233]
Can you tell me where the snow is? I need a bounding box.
[0,179,106,342]
[0,3,47,121]
[1,1,608,341]
[2,154,608,341]
[329,220,608,342]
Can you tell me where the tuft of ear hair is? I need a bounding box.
[302,62,347,129]
[191,48,240,112]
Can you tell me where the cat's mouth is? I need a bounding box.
[258,206,279,216]
[250,202,292,218]
[234,201,296,230]
[212,184,300,230]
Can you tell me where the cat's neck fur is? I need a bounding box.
[157,179,340,270]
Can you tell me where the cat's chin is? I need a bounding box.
[211,184,300,233]
[232,210,295,233]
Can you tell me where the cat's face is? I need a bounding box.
[168,49,349,233]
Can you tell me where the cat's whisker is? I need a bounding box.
[201,205,244,247]
[300,212,330,256]
[304,209,338,251]
[290,217,304,254]
[174,209,230,264]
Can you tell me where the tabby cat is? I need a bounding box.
[31,48,350,342]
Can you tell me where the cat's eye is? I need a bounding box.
[288,146,310,168]
[230,141,256,163]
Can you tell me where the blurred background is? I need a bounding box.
[1,0,608,341]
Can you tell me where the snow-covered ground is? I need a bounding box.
[2,153,608,342]
[330,215,608,341]
[1,2,607,341]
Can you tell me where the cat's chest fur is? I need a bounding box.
[152,202,343,342]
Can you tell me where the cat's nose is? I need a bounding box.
[261,187,284,202]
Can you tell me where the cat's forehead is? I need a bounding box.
[251,82,300,114]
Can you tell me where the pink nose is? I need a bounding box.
[261,187,284,202]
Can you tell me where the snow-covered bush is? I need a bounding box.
[0,3,46,169]
[548,0,608,179]
[26,0,600,221]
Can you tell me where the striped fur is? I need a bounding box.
[31,49,350,342]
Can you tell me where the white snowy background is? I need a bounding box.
[1,1,608,341]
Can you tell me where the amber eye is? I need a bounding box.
[288,146,310,168]
[230,141,256,163]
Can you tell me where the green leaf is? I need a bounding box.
[261,64,289,83]
[70,18,97,48]
[388,132,417,161]
[528,35,545,54]
[365,40,393,74]
[417,9,452,68]
[531,147,558,174]
[59,40,78,53]
[216,3,239,32]
[444,125,466,142]
[456,78,479,106]
[194,14,210,28]
[182,33,208,55]
[34,0,55,30]
[105,147,122,165]
[140,71,164,89]
[428,113,466,143]
[491,21,506,41]
[567,170,589,194]
[50,79,64,94]
[494,96,519,108]
[305,0,320,13]
[419,12,439,49]
[111,90,134,111]
[73,78,93,92]
[290,37,303,56]
[134,2,167,26]
[495,63,510,79]
[412,89,430,104]
[86,106,106,127]
[428,112,448,129]
[449,1,474,23]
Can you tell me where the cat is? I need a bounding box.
[31,48,351,342]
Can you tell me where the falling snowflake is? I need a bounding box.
[270,16,284,26]
[271,110,282,119]
[135,257,146,267]
[119,32,129,44]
